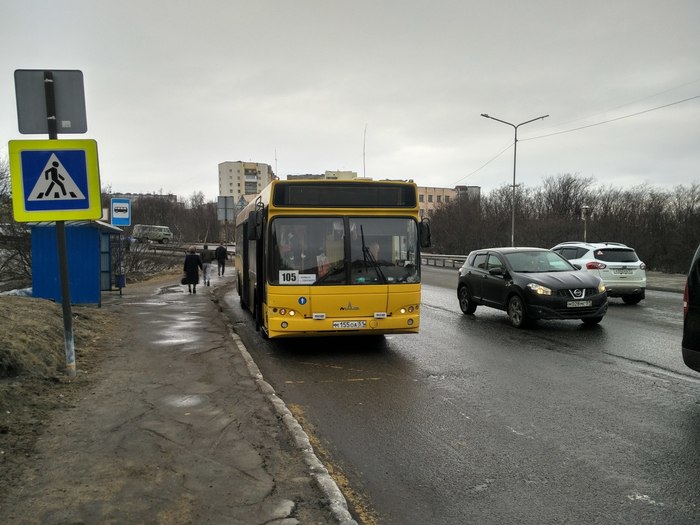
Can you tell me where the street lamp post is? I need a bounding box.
[481,112,549,246]
[581,205,590,242]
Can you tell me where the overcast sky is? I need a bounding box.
[2,1,699,202]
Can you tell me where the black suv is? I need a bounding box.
[682,244,700,372]
[457,247,608,328]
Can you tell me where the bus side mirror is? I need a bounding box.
[419,218,431,248]
[249,210,263,241]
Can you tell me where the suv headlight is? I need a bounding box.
[598,282,607,293]
[527,283,552,296]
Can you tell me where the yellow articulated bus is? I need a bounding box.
[235,179,432,338]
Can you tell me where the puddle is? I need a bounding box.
[153,337,198,346]
[162,394,208,408]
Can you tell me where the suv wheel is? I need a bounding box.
[622,295,642,305]
[507,295,530,328]
[458,286,477,315]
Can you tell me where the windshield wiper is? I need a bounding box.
[360,225,386,283]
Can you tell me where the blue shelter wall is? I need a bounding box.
[31,226,102,304]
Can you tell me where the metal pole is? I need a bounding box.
[511,127,518,247]
[44,71,76,378]
[481,113,549,247]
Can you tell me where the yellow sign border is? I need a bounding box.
[9,139,102,222]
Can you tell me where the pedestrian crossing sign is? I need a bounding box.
[8,139,102,222]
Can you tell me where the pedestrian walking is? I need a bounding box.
[200,244,214,286]
[215,242,228,277]
[183,246,203,294]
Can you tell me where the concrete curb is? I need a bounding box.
[228,329,358,525]
[647,285,684,294]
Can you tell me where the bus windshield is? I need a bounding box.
[269,216,420,285]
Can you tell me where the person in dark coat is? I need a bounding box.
[183,246,203,294]
[215,242,228,276]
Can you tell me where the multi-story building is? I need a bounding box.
[286,170,359,181]
[454,185,481,202]
[218,161,275,201]
[417,185,480,218]
[109,192,179,204]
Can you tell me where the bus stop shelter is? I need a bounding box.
[31,220,123,306]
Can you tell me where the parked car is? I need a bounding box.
[457,247,608,328]
[551,241,646,304]
[682,244,700,372]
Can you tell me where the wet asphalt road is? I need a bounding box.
[225,266,700,524]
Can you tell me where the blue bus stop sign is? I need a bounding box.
[111,198,131,226]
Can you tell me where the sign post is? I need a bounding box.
[10,69,99,378]
[217,196,235,243]
[110,198,131,295]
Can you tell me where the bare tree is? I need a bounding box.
[429,174,700,273]
[0,157,32,290]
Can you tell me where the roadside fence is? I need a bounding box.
[421,254,467,269]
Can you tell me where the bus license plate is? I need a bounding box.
[567,300,592,308]
[332,320,366,329]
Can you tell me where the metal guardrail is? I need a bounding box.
[137,242,237,257]
[421,254,467,269]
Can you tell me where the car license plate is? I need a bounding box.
[567,300,592,308]
[332,320,366,329]
[613,269,633,274]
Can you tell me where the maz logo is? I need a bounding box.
[340,302,359,311]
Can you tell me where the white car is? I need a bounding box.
[551,241,646,304]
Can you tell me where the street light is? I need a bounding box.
[581,205,590,242]
[481,112,549,246]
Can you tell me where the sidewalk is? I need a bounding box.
[2,274,355,525]
[645,271,686,294]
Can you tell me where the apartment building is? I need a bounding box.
[417,185,480,217]
[218,161,275,201]
[110,192,178,204]
[286,170,359,180]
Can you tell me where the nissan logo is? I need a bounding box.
[572,289,584,298]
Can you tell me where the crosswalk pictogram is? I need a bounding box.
[28,153,86,201]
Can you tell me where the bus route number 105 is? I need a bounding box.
[279,270,299,284]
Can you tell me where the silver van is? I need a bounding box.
[132,224,173,243]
